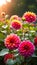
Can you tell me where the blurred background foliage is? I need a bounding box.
[0,0,37,16]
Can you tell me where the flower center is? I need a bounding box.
[24,45,29,50]
[10,40,14,43]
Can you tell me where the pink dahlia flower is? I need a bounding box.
[4,34,21,50]
[34,36,37,46]
[22,12,36,23]
[10,15,19,21]
[10,15,22,21]
[11,20,22,30]
[4,53,15,62]
[18,40,35,57]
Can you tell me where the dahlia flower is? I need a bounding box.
[11,20,22,30]
[4,53,15,62]
[22,12,36,23]
[1,12,5,18]
[34,36,37,46]
[4,34,21,50]
[18,40,35,57]
[10,15,19,21]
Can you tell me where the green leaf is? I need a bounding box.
[32,54,37,58]
[6,59,16,65]
[23,23,29,27]
[16,55,24,64]
[0,33,6,39]
[16,58,22,64]
[0,49,9,56]
[2,25,8,29]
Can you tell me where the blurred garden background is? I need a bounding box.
[0,0,37,16]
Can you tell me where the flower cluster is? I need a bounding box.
[0,11,37,65]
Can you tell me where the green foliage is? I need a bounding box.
[0,49,9,56]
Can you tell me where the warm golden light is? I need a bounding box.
[7,0,11,2]
[0,0,11,6]
[0,0,6,6]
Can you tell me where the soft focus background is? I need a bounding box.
[0,0,37,16]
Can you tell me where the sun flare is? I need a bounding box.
[0,0,11,6]
[0,0,6,6]
[7,0,11,2]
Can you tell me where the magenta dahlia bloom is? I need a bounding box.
[4,34,21,50]
[11,20,22,30]
[22,12,36,23]
[18,40,35,57]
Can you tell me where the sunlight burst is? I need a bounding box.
[0,0,11,6]
[0,0,6,6]
[7,0,11,2]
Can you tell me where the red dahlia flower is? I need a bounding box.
[18,40,35,58]
[4,34,21,50]
[34,36,37,46]
[22,12,36,23]
[4,53,15,62]
[11,20,22,30]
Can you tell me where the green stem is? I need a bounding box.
[24,57,28,65]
